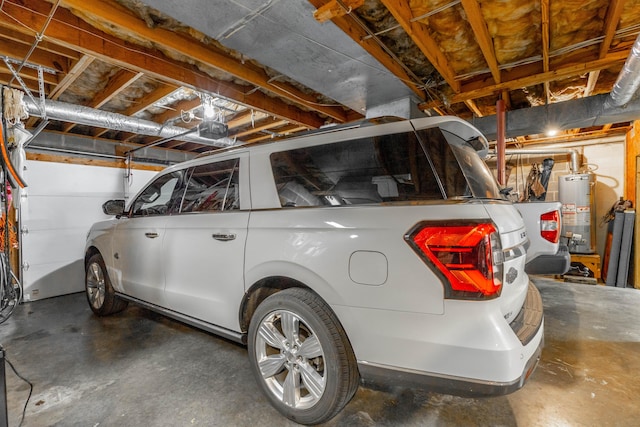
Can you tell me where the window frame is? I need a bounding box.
[129,171,186,218]
[178,157,241,214]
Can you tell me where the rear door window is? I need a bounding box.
[180,158,240,213]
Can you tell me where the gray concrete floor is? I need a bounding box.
[0,277,638,426]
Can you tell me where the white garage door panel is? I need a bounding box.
[22,229,88,264]
[23,195,115,231]
[23,261,85,301]
[21,160,157,301]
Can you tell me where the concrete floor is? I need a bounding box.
[0,277,638,426]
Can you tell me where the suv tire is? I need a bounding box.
[85,253,128,316]
[248,288,359,425]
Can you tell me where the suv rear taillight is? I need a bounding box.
[540,210,560,243]
[406,221,503,299]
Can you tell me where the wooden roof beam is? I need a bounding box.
[584,70,600,98]
[151,98,202,126]
[231,119,289,139]
[92,83,179,138]
[123,83,178,117]
[0,63,57,85]
[585,0,626,98]
[460,0,500,84]
[49,54,95,100]
[63,68,143,132]
[308,0,425,99]
[380,0,461,92]
[313,0,364,22]
[419,51,629,108]
[0,73,43,92]
[0,37,68,73]
[464,99,483,117]
[0,0,327,130]
[0,29,79,59]
[600,0,625,58]
[58,0,351,123]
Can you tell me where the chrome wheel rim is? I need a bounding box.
[255,309,326,410]
[86,262,106,309]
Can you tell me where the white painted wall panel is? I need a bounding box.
[21,160,157,301]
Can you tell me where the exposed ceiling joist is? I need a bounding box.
[460,0,500,85]
[308,0,426,100]
[63,69,144,132]
[0,38,68,73]
[48,54,95,100]
[600,0,625,59]
[232,119,289,139]
[422,51,629,108]
[381,0,461,92]
[59,0,349,123]
[0,0,637,159]
[0,0,329,130]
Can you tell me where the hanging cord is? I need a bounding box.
[4,352,33,427]
[0,87,22,324]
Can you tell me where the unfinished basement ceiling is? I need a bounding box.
[0,0,639,159]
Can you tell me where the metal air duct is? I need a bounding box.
[491,148,581,173]
[606,33,640,108]
[23,98,236,147]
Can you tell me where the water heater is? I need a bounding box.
[559,173,596,253]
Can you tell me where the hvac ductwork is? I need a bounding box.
[503,148,580,173]
[489,148,581,173]
[23,98,236,147]
[607,33,640,108]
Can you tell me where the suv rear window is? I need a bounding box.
[270,127,497,207]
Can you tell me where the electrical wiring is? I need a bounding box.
[4,353,33,427]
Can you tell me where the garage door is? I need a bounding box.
[20,160,156,301]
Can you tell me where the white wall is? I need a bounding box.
[20,161,157,301]
[583,142,625,259]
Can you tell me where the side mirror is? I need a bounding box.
[102,199,126,216]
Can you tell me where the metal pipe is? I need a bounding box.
[23,98,236,147]
[496,99,506,185]
[28,144,126,159]
[511,135,625,149]
[503,148,580,173]
[607,33,640,107]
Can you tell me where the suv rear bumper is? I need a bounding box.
[357,282,544,397]
[525,243,571,275]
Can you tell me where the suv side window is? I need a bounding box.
[180,158,240,213]
[131,171,185,217]
[269,130,448,207]
[416,128,470,198]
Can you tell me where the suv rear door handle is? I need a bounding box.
[212,233,236,241]
[145,232,159,238]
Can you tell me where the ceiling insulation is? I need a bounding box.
[0,0,639,159]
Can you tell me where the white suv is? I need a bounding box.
[85,116,543,425]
